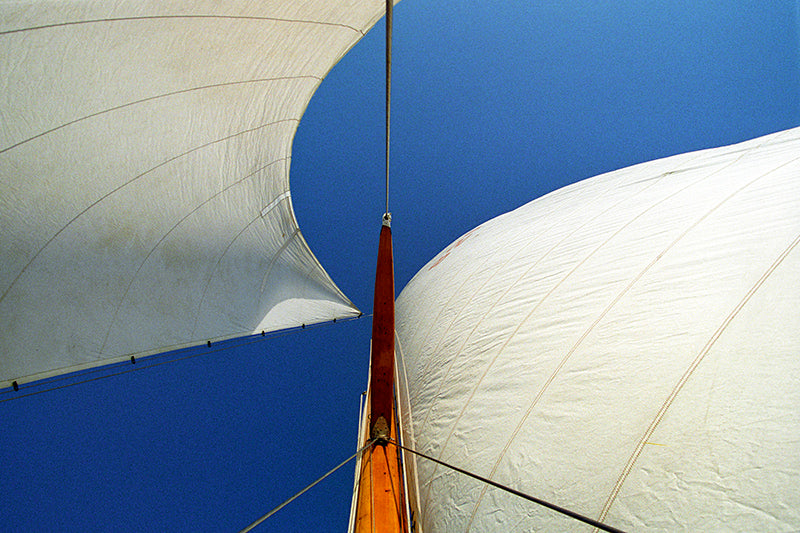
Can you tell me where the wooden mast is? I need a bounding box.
[353,216,410,533]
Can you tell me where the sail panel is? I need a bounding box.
[0,1,393,386]
[396,127,800,531]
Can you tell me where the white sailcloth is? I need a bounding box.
[0,1,394,387]
[396,127,800,531]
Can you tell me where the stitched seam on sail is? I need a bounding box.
[469,138,800,526]
[0,118,298,307]
[0,77,320,155]
[599,231,800,522]
[0,15,365,36]
[258,228,301,296]
[417,151,709,512]
[453,139,787,524]
[99,158,289,355]
[597,196,800,522]
[260,191,292,218]
[189,215,267,338]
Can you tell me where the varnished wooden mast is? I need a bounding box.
[369,219,395,439]
[353,217,409,533]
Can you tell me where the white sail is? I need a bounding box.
[396,127,800,531]
[0,2,395,387]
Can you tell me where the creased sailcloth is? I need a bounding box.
[396,127,800,532]
[0,1,395,387]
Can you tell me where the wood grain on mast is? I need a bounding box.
[353,216,409,533]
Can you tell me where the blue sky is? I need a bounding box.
[2,1,798,531]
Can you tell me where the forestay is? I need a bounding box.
[0,1,393,387]
[396,127,800,531]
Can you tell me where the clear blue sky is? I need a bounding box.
[2,1,798,531]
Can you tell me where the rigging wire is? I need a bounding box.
[0,314,367,402]
[384,0,392,216]
[239,438,378,533]
[386,438,628,533]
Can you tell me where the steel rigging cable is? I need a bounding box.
[239,439,378,533]
[387,438,628,533]
[384,0,392,217]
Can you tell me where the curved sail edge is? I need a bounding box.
[396,127,800,532]
[0,1,396,387]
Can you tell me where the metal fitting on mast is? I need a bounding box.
[371,415,390,443]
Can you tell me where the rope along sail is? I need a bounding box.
[2,315,365,402]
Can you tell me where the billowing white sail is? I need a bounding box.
[396,127,800,531]
[0,2,393,387]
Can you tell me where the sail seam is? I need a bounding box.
[598,229,800,523]
[418,150,715,511]
[0,77,321,155]
[260,191,292,218]
[99,158,289,355]
[413,158,688,448]
[0,15,365,37]
[258,228,301,295]
[0,118,298,307]
[463,134,798,524]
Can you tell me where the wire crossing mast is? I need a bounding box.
[351,2,413,532]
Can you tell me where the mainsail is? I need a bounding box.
[396,127,800,531]
[0,2,397,387]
